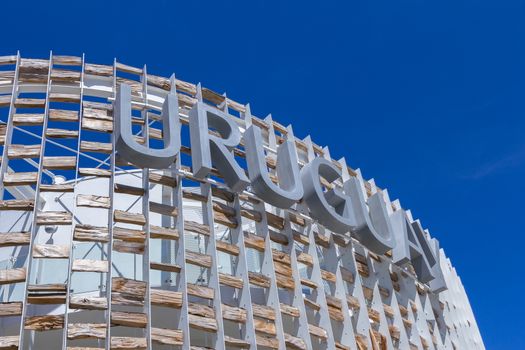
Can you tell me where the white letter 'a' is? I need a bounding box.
[115,83,180,169]
[245,125,304,208]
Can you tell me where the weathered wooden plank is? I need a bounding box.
[301,278,317,290]
[296,252,313,266]
[43,156,77,170]
[256,334,279,349]
[188,302,215,318]
[76,194,110,209]
[20,58,49,73]
[182,190,207,202]
[149,201,178,217]
[148,172,177,187]
[82,118,113,133]
[0,232,30,247]
[0,268,26,285]
[27,294,66,305]
[111,311,147,328]
[219,272,243,289]
[188,314,218,333]
[321,269,337,283]
[303,297,320,311]
[0,200,34,211]
[212,201,237,217]
[85,63,112,76]
[224,335,250,349]
[280,303,300,318]
[49,109,78,122]
[213,211,238,228]
[240,208,262,222]
[114,183,144,196]
[14,98,45,108]
[46,128,79,138]
[110,337,147,350]
[252,303,275,321]
[113,226,145,242]
[3,172,37,186]
[248,271,271,288]
[67,323,106,340]
[49,93,80,103]
[222,304,247,323]
[40,183,75,192]
[0,302,22,316]
[72,259,108,273]
[12,113,44,125]
[80,141,112,154]
[0,336,19,350]
[112,277,146,299]
[114,210,146,226]
[69,296,107,310]
[185,250,212,268]
[74,225,109,243]
[33,244,69,258]
[308,324,328,340]
[8,144,41,159]
[24,315,64,331]
[51,68,81,82]
[151,327,183,346]
[184,221,210,236]
[275,272,295,290]
[211,186,235,202]
[150,225,179,240]
[254,318,277,336]
[284,333,307,350]
[215,240,239,256]
[150,289,182,308]
[53,55,82,66]
[150,262,181,273]
[266,212,285,230]
[186,283,214,300]
[243,231,265,252]
[79,168,111,177]
[36,211,72,225]
[113,239,145,254]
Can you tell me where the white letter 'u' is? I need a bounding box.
[115,83,181,169]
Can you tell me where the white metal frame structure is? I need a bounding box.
[0,53,484,350]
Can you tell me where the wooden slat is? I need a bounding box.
[33,244,69,258]
[252,304,276,321]
[113,240,144,254]
[243,231,265,252]
[3,172,37,186]
[85,63,112,76]
[114,183,144,196]
[280,303,300,318]
[150,289,182,308]
[40,183,75,192]
[110,337,147,350]
[7,144,40,159]
[188,314,218,333]
[0,268,26,285]
[80,141,112,154]
[0,302,22,316]
[219,272,243,289]
[150,225,179,240]
[111,311,147,328]
[215,240,239,256]
[0,232,30,247]
[69,296,108,310]
[12,113,44,125]
[53,55,82,66]
[51,68,81,82]
[150,262,181,273]
[184,221,210,236]
[72,259,108,273]
[151,327,183,346]
[114,210,146,226]
[74,225,109,242]
[112,277,146,299]
[308,324,328,340]
[186,283,214,300]
[79,168,111,177]
[46,128,79,138]
[67,323,106,340]
[149,201,178,217]
[14,98,45,108]
[36,211,72,225]
[24,315,64,331]
[49,109,78,122]
[76,194,110,209]
[284,333,307,350]
[248,271,271,288]
[0,336,19,350]
[0,200,34,211]
[185,250,212,268]
[148,172,177,187]
[43,156,76,170]
[222,304,247,323]
[224,335,250,349]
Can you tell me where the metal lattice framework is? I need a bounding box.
[0,52,484,350]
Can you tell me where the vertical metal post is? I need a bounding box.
[62,53,86,350]
[18,51,53,350]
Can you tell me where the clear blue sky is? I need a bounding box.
[3,0,523,348]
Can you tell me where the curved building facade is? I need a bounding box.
[0,53,483,350]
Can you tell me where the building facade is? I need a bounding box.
[0,53,484,350]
